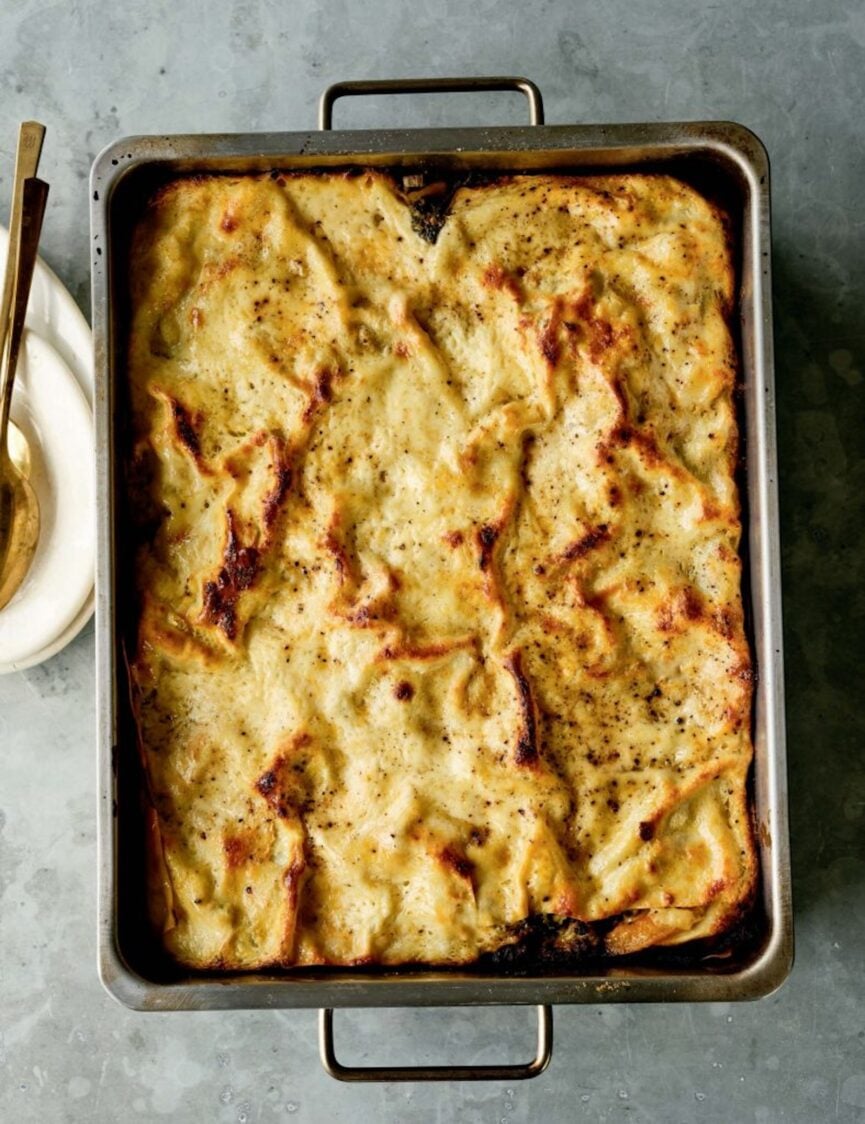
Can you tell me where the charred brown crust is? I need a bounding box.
[537,312,560,367]
[482,915,601,969]
[303,367,335,422]
[262,440,292,531]
[200,511,260,640]
[519,432,535,489]
[223,832,254,868]
[259,780,295,820]
[439,846,474,881]
[534,289,617,373]
[482,263,522,301]
[570,289,614,362]
[343,602,394,630]
[379,636,475,662]
[561,523,611,562]
[406,180,460,244]
[322,512,357,586]
[655,586,708,634]
[505,650,540,767]
[283,854,307,930]
[477,523,500,571]
[165,395,208,469]
[256,770,277,797]
[255,734,313,819]
[682,587,704,621]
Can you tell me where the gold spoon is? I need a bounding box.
[0,122,49,611]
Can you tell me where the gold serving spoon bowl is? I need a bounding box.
[0,420,40,610]
[0,121,48,612]
[6,417,30,477]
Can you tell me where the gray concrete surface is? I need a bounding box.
[1,1,863,1120]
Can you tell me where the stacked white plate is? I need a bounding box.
[0,227,94,673]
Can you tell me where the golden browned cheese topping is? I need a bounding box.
[127,170,756,969]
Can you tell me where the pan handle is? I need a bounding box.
[318,1004,553,1083]
[318,76,544,130]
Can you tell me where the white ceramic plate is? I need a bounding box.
[0,225,94,672]
[0,225,93,403]
[0,333,95,673]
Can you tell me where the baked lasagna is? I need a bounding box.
[126,170,756,969]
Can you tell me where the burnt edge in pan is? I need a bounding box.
[108,152,769,987]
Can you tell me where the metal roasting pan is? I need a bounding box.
[91,77,793,1082]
